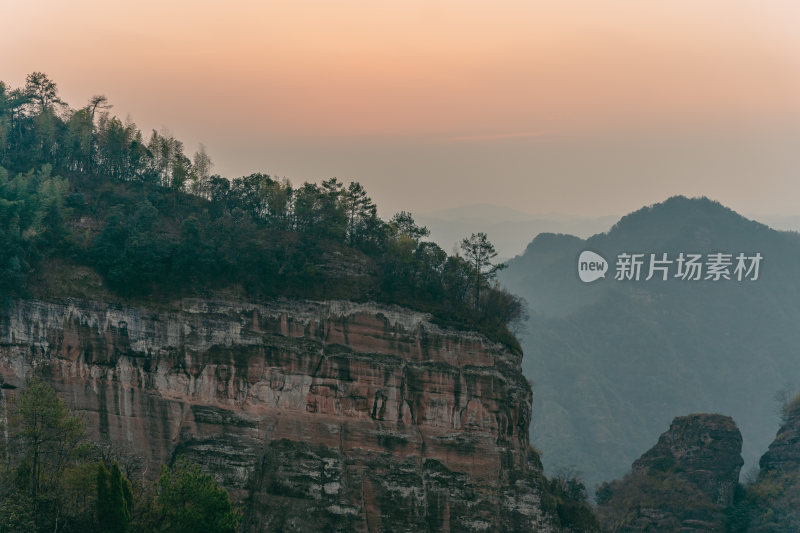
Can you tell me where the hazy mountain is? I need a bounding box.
[501,196,800,488]
[416,203,617,259]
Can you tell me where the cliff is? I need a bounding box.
[596,414,743,532]
[0,297,559,532]
[742,397,800,532]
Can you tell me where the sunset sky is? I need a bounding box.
[3,1,800,217]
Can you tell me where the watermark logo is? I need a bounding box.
[577,250,763,283]
[578,250,608,283]
[613,252,762,281]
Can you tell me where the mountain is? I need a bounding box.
[416,204,617,259]
[0,73,604,532]
[500,196,800,488]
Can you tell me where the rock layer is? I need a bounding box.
[0,298,557,532]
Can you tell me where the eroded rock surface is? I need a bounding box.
[0,298,557,532]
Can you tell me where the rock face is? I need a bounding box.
[743,398,800,532]
[632,414,744,506]
[759,398,800,473]
[596,414,743,532]
[0,298,558,532]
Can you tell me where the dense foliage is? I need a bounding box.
[0,73,523,350]
[595,468,720,531]
[543,474,601,532]
[138,459,241,533]
[0,379,241,533]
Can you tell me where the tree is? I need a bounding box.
[459,232,506,307]
[24,72,63,113]
[292,180,346,240]
[190,144,213,198]
[65,109,94,172]
[169,140,191,191]
[390,211,429,242]
[1,84,29,149]
[0,82,11,156]
[318,177,347,240]
[144,130,190,188]
[4,378,86,498]
[96,116,127,179]
[206,175,231,209]
[547,470,601,532]
[342,181,377,245]
[87,95,112,123]
[80,95,112,173]
[97,462,133,533]
[229,173,276,220]
[144,457,241,533]
[1,378,93,532]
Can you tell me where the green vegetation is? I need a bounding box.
[0,378,241,533]
[0,72,524,350]
[459,231,506,307]
[544,476,601,532]
[0,377,89,532]
[521,448,600,532]
[138,459,241,533]
[96,462,133,533]
[733,471,800,532]
[595,469,720,531]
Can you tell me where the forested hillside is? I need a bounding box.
[0,72,522,348]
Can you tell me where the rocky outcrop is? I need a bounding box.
[759,398,800,473]
[631,414,744,506]
[596,414,743,532]
[0,298,558,532]
[743,397,800,532]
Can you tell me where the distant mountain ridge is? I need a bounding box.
[501,196,800,488]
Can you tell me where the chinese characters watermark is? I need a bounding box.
[579,251,762,283]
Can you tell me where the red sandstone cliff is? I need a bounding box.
[0,298,559,532]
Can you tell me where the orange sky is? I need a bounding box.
[3,1,800,217]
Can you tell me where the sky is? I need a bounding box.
[2,0,800,218]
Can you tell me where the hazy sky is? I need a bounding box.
[3,1,800,217]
